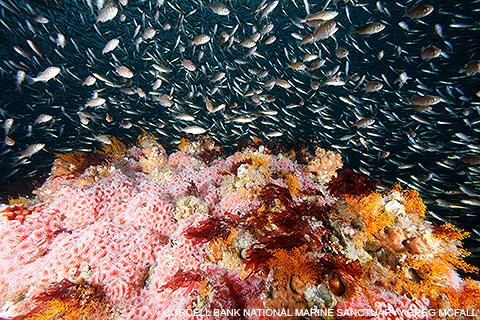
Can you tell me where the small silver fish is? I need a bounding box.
[408,95,441,106]
[335,48,349,58]
[120,120,133,129]
[16,70,26,90]
[86,97,106,107]
[182,126,206,134]
[152,79,163,90]
[3,118,14,135]
[260,0,279,20]
[34,114,53,125]
[301,10,338,22]
[405,5,434,19]
[210,2,230,16]
[95,135,112,145]
[116,66,134,78]
[323,76,345,86]
[4,136,15,146]
[157,94,173,107]
[191,34,211,46]
[28,66,61,83]
[420,46,441,60]
[33,15,50,24]
[83,75,97,86]
[312,21,338,41]
[355,22,385,35]
[266,131,283,138]
[55,33,66,48]
[143,27,156,40]
[353,118,375,128]
[394,72,411,88]
[182,59,196,72]
[102,38,120,55]
[175,113,195,121]
[363,81,383,93]
[97,5,118,23]
[18,143,45,159]
[465,60,480,76]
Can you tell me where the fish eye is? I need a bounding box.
[428,98,434,103]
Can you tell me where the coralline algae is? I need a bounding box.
[0,135,478,319]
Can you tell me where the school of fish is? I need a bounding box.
[0,0,479,259]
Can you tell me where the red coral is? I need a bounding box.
[262,234,308,250]
[184,181,199,197]
[270,209,305,233]
[196,149,223,165]
[228,158,252,175]
[326,169,379,197]
[295,201,331,223]
[161,270,204,292]
[184,217,232,244]
[259,183,293,206]
[219,271,264,312]
[244,248,273,274]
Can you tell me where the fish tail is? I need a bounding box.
[25,75,36,85]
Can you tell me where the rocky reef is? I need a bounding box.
[0,134,478,319]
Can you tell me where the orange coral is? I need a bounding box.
[344,193,394,240]
[177,136,218,155]
[178,137,190,152]
[208,228,237,261]
[394,266,480,311]
[100,136,126,161]
[230,152,273,199]
[393,246,479,308]
[434,223,471,241]
[280,170,300,196]
[268,246,318,287]
[25,298,102,320]
[207,230,248,275]
[137,129,158,149]
[403,189,426,218]
[136,131,168,174]
[24,280,106,319]
[453,278,480,309]
[53,151,89,177]
[250,155,270,177]
[8,196,30,205]
[439,250,479,274]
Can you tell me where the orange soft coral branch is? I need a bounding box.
[100,136,127,160]
[24,280,106,320]
[53,151,89,177]
[403,189,426,218]
[434,222,471,241]
[344,193,394,240]
[268,246,318,287]
[439,250,479,274]
[280,170,300,196]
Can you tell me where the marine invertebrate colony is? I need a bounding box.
[0,135,478,319]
